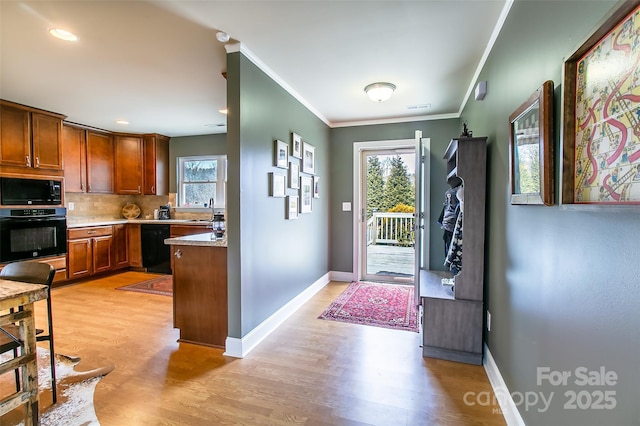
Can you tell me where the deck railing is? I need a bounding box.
[366,212,415,246]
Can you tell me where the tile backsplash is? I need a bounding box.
[64,193,214,221]
[65,193,169,220]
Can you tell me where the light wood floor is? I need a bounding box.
[5,271,506,425]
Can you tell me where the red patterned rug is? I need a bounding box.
[116,275,173,296]
[318,281,419,332]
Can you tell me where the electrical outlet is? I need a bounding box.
[68,202,75,211]
[487,310,491,331]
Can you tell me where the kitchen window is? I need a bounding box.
[177,155,226,208]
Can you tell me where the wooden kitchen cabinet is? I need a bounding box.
[67,238,92,279]
[0,100,65,173]
[62,125,87,192]
[113,223,129,269]
[63,125,115,194]
[127,223,142,267]
[86,131,115,193]
[115,135,143,194]
[170,224,210,238]
[171,244,227,348]
[67,226,113,279]
[143,133,169,195]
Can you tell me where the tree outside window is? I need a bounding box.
[178,156,226,208]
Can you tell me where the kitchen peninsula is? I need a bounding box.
[164,233,227,348]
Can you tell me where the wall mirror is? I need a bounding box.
[509,80,554,205]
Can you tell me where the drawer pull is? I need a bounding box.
[87,231,97,235]
[174,249,182,259]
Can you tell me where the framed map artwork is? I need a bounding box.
[561,1,640,205]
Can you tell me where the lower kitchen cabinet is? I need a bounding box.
[113,223,129,269]
[127,224,142,267]
[171,244,227,348]
[67,226,113,279]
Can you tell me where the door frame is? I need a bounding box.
[352,138,417,283]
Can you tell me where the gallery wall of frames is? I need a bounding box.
[269,131,320,220]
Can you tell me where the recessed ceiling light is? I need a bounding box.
[218,108,228,115]
[115,120,129,125]
[49,28,78,42]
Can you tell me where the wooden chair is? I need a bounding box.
[0,261,57,403]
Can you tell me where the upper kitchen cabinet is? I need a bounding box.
[143,134,169,195]
[0,100,65,175]
[62,125,87,192]
[86,130,115,193]
[115,135,143,194]
[63,124,115,194]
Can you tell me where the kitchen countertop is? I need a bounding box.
[67,218,213,228]
[164,233,227,248]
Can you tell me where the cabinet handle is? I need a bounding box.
[88,184,91,192]
[138,185,141,193]
[35,156,40,167]
[174,249,182,259]
[80,183,84,191]
[151,185,155,193]
[26,155,30,167]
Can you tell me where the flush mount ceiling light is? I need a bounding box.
[216,31,230,43]
[364,82,396,103]
[218,108,229,115]
[49,28,78,42]
[115,120,129,125]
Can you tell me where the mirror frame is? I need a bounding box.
[509,80,554,206]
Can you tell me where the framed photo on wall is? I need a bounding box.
[302,142,315,174]
[291,132,302,159]
[300,175,313,213]
[313,176,320,198]
[274,139,288,169]
[286,196,299,220]
[289,162,300,189]
[269,172,286,197]
[561,1,640,206]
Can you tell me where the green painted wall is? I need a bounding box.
[168,133,227,193]
[227,51,330,338]
[329,119,461,274]
[462,1,639,425]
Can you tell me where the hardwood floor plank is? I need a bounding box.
[2,271,506,425]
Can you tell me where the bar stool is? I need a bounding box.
[0,261,57,403]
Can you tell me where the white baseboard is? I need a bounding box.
[223,272,331,358]
[329,271,355,282]
[483,344,526,426]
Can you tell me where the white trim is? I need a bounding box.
[483,344,526,426]
[329,271,355,282]
[223,272,331,358]
[459,0,514,114]
[352,139,416,282]
[333,112,460,128]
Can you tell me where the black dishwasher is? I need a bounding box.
[141,224,171,274]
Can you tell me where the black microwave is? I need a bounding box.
[0,177,62,206]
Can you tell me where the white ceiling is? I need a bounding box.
[0,1,510,137]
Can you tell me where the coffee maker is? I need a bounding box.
[158,205,170,220]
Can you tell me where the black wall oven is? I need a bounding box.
[0,207,67,263]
